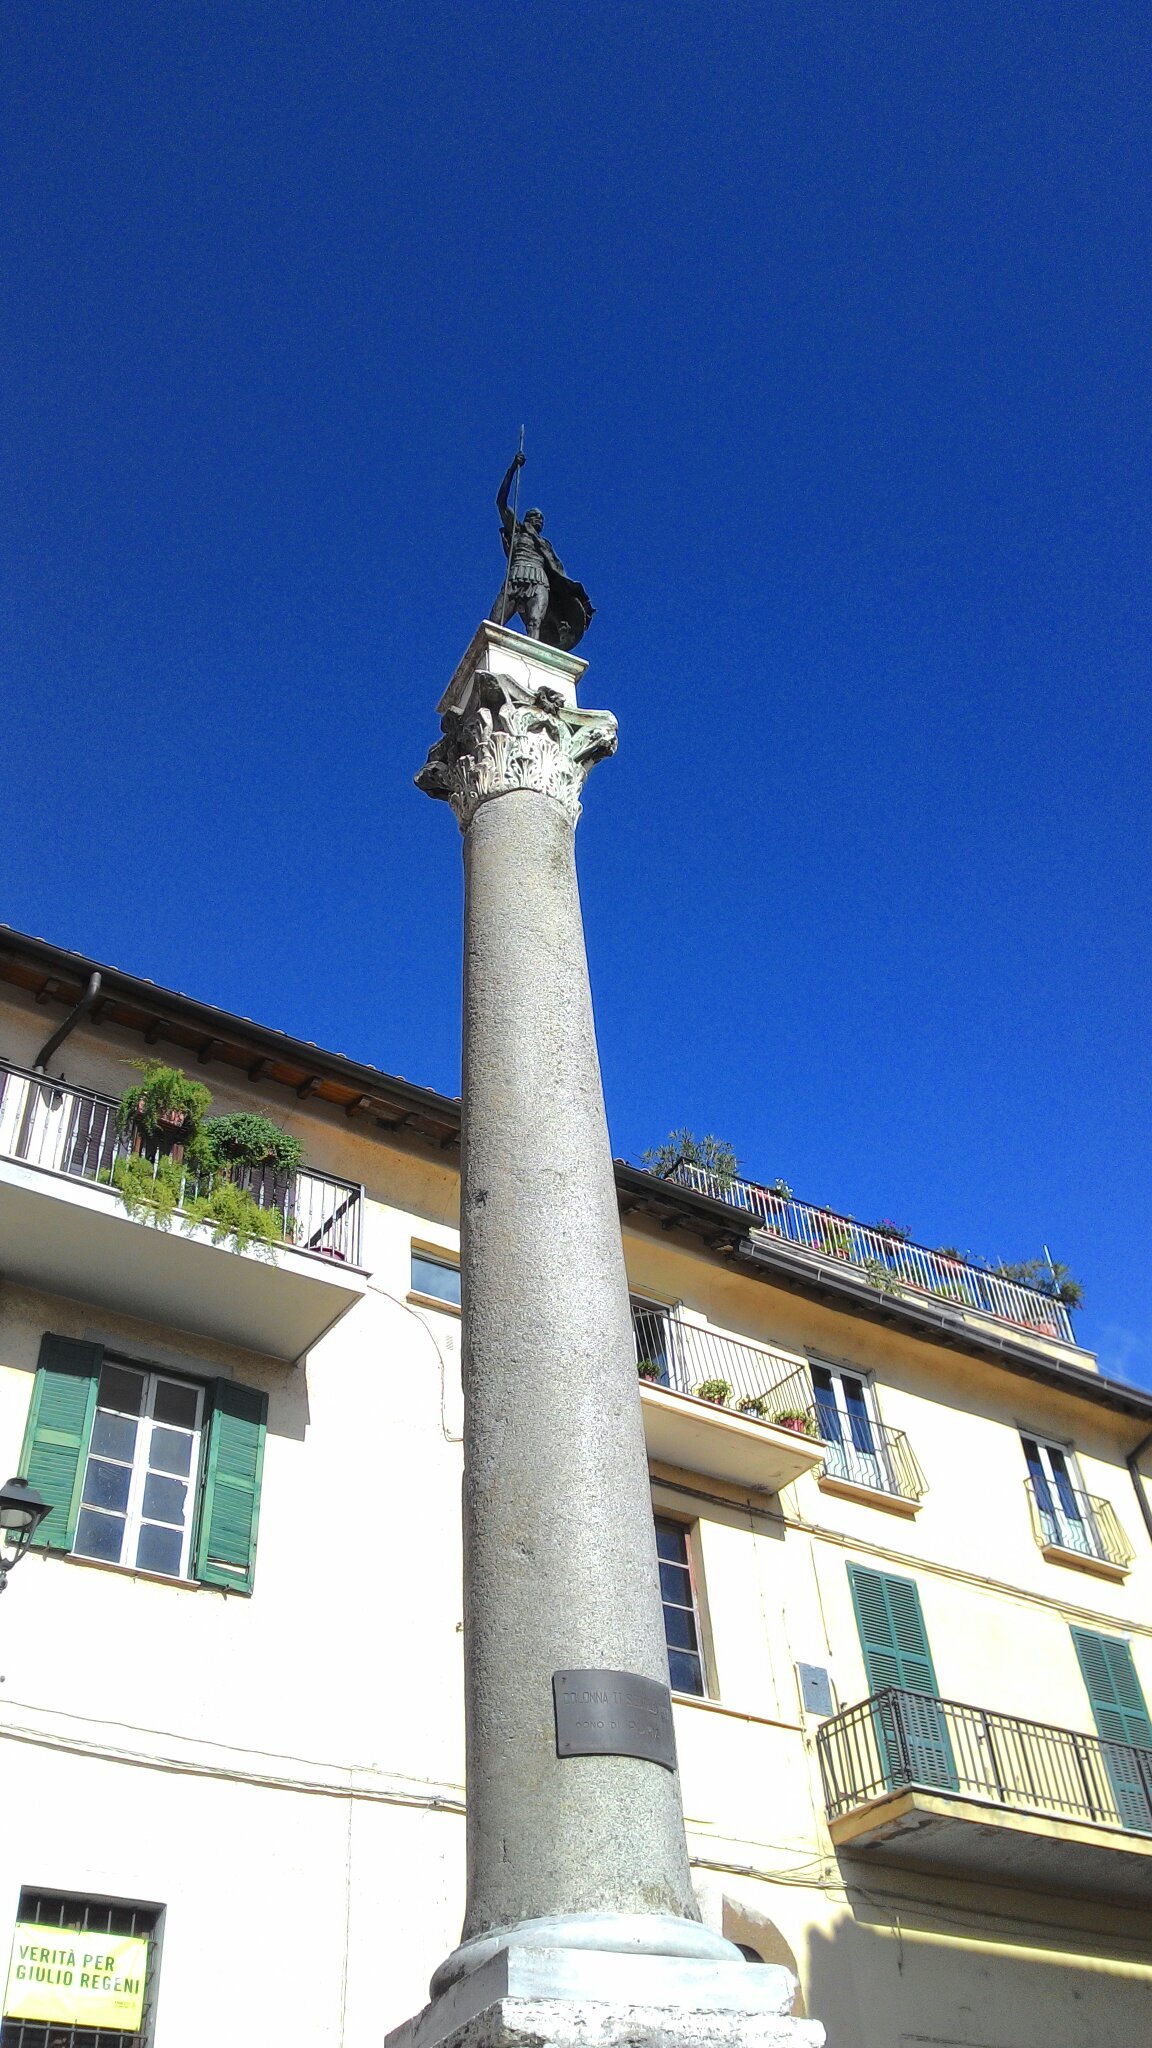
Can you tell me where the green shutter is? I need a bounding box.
[848,1565,955,1791]
[194,1379,267,1595]
[848,1566,940,1696]
[18,1335,102,1550]
[1071,1629,1152,1829]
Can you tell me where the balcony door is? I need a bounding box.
[848,1565,956,1793]
[1023,1435,1096,1558]
[1071,1628,1152,1833]
[813,1364,889,1492]
[631,1298,674,1388]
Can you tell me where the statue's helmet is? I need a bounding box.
[524,508,544,530]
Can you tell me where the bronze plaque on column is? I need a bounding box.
[553,1669,677,1771]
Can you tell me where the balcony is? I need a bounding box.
[817,1417,926,1512]
[666,1165,1076,1345]
[818,1687,1152,1901]
[1025,1477,1133,1580]
[0,1057,368,1360]
[630,1302,825,1491]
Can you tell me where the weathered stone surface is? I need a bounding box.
[450,784,704,1948]
[386,1946,823,2048]
[411,629,783,2016]
[416,670,617,829]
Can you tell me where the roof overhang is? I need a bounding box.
[4,927,1148,1425]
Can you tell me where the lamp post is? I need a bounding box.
[0,1477,50,1593]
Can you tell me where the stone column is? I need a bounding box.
[394,623,823,2048]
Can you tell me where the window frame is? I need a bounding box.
[73,1357,205,1582]
[630,1295,675,1387]
[653,1511,709,1700]
[20,1334,267,1596]
[810,1360,894,1493]
[1021,1430,1101,1560]
[1,1887,165,2048]
[409,1245,461,1311]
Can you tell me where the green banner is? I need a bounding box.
[4,1922,147,2030]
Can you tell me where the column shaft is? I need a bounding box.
[458,787,697,1939]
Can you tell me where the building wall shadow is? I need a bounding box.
[803,1859,1152,2048]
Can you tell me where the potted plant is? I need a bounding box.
[185,1178,286,1258]
[774,1408,818,1437]
[117,1061,211,1158]
[815,1215,854,1259]
[189,1112,304,1180]
[868,1218,911,1243]
[692,1378,733,1407]
[636,1358,664,1382]
[736,1393,770,1419]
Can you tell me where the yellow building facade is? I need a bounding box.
[0,926,1149,2048]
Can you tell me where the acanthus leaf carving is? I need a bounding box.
[416,673,618,831]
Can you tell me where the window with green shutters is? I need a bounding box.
[1071,1628,1152,1831]
[847,1564,957,1792]
[17,1333,267,1595]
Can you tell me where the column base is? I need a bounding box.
[386,1945,824,2048]
[431,1914,740,1996]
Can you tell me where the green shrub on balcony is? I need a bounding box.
[189,1113,304,1179]
[117,1061,211,1151]
[104,1153,186,1228]
[184,1178,285,1258]
[107,1063,301,1255]
[692,1378,733,1406]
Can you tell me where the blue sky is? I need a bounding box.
[2,5,1149,1380]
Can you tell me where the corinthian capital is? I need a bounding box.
[416,672,618,831]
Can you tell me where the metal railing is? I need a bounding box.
[1024,1478,1133,1569]
[0,1056,363,1263]
[665,1164,1075,1343]
[630,1302,820,1434]
[818,1416,926,1502]
[629,1305,925,1493]
[818,1686,1152,1836]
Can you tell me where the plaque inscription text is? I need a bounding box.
[552,1669,677,1772]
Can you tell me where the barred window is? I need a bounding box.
[2,1891,162,2048]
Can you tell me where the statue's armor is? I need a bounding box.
[508,527,549,590]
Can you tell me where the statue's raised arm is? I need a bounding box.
[488,451,595,652]
[496,450,526,539]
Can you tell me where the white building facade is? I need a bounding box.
[2,926,1152,2048]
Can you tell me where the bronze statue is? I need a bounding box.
[490,451,594,651]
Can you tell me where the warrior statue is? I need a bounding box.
[490,450,595,652]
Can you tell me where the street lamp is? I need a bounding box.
[0,1477,50,1592]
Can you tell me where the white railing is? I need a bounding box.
[665,1165,1074,1343]
[0,1057,362,1263]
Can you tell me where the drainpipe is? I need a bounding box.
[33,972,102,1074]
[1127,1427,1152,1552]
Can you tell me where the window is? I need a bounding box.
[812,1365,889,1491]
[75,1361,204,1579]
[19,1335,267,1595]
[847,1565,956,1791]
[631,1298,672,1386]
[1071,1629,1152,1831]
[411,1249,461,1308]
[655,1515,706,1696]
[2,1889,162,2048]
[1022,1435,1099,1559]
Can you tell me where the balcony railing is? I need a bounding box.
[665,1165,1075,1343]
[818,1416,926,1502]
[630,1302,818,1430]
[0,1057,362,1263]
[818,1687,1152,1836]
[1025,1477,1133,1570]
